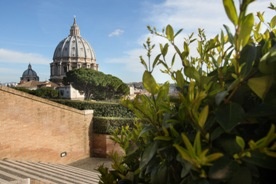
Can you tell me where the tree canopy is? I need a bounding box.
[63,68,129,100]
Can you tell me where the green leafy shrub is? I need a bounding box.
[99,1,276,183]
[14,87,59,99]
[52,99,134,117]
[93,117,137,134]
[32,87,59,98]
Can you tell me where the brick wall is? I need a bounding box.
[91,133,124,157]
[0,86,93,164]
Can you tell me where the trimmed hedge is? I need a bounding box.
[52,99,134,118]
[52,99,137,134]
[92,117,137,134]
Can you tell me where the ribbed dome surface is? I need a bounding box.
[53,37,95,59]
[21,64,39,81]
[53,18,96,60]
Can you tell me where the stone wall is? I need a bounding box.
[0,86,93,164]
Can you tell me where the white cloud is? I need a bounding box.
[109,0,273,84]
[108,0,275,83]
[144,0,230,37]
[105,48,145,73]
[108,29,124,37]
[0,48,50,65]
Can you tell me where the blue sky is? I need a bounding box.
[0,0,274,83]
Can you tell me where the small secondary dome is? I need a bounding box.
[21,63,39,82]
[50,17,98,83]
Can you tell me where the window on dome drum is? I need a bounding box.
[60,90,64,96]
[64,66,67,73]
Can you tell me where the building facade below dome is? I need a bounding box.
[20,63,39,82]
[50,18,98,83]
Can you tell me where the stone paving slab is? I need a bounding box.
[69,157,113,172]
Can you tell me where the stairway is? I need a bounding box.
[0,159,100,184]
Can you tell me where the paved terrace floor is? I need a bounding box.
[0,158,112,184]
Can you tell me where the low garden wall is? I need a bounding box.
[0,86,93,164]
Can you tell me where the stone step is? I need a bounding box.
[14,161,99,183]
[0,159,100,184]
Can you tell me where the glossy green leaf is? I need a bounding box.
[223,24,234,45]
[259,47,276,74]
[171,53,176,67]
[140,56,148,70]
[151,165,168,184]
[205,153,224,163]
[210,127,225,141]
[270,15,276,28]
[138,124,154,138]
[174,144,193,163]
[181,133,195,157]
[154,136,172,141]
[239,44,256,78]
[215,102,245,132]
[175,70,186,90]
[223,0,238,26]
[166,24,174,41]
[188,81,195,101]
[198,105,209,128]
[140,141,158,169]
[180,160,192,178]
[182,42,190,58]
[152,54,161,70]
[169,125,179,138]
[240,0,254,15]
[174,28,183,38]
[205,37,219,52]
[239,13,254,47]
[194,132,202,156]
[216,135,243,156]
[161,43,169,56]
[236,136,245,150]
[156,82,169,101]
[142,71,159,95]
[247,76,273,100]
[262,124,275,147]
[184,66,200,82]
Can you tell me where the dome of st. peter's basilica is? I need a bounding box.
[50,18,98,83]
